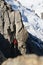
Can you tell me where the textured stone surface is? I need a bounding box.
[0,0,28,54]
[15,11,28,54]
[41,12,43,19]
[2,54,43,65]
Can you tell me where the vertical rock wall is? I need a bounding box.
[0,0,28,54]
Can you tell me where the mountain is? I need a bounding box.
[17,0,43,18]
[5,0,43,49]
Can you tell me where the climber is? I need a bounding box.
[12,38,18,48]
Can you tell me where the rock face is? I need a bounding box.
[0,0,15,42]
[2,54,43,65]
[15,11,28,54]
[0,0,28,54]
[41,12,43,19]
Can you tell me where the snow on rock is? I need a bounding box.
[17,0,43,18]
[5,0,43,49]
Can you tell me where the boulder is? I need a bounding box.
[2,54,43,65]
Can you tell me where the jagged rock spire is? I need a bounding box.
[0,0,28,54]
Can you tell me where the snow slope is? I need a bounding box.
[17,0,43,18]
[5,0,43,48]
